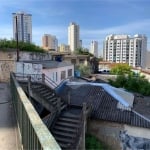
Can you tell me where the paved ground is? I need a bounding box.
[0,83,19,150]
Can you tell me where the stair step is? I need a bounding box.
[58,117,80,123]
[49,97,57,103]
[62,113,80,119]
[46,94,55,100]
[52,130,76,138]
[60,104,67,110]
[54,135,74,143]
[59,142,71,149]
[55,121,79,128]
[32,85,43,89]
[53,125,76,133]
[43,92,52,97]
[39,89,49,94]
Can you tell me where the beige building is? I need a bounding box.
[58,44,70,52]
[68,22,80,52]
[90,41,98,57]
[42,34,58,51]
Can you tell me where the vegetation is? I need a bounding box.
[0,39,45,53]
[76,64,91,77]
[109,74,150,96]
[110,63,131,75]
[86,134,108,150]
[75,48,94,56]
[109,63,150,95]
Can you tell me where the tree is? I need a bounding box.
[110,63,131,75]
[74,48,94,56]
[0,39,45,53]
[108,74,150,96]
[76,64,91,77]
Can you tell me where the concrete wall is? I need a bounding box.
[0,51,51,82]
[42,65,74,86]
[0,60,16,82]
[0,50,52,61]
[87,119,123,150]
[88,119,150,150]
[120,125,150,149]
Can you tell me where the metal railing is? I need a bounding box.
[10,72,61,150]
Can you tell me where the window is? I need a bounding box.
[61,71,66,80]
[68,69,72,77]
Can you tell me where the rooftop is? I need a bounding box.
[56,81,150,129]
[20,60,73,69]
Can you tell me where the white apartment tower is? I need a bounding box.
[68,22,80,52]
[12,11,32,43]
[42,34,58,51]
[90,41,98,57]
[103,34,147,68]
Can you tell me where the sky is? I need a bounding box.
[0,0,150,56]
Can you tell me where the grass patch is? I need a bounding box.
[86,134,108,150]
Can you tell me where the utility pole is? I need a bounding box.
[16,16,19,62]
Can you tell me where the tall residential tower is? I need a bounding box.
[90,41,98,57]
[103,34,147,68]
[12,11,32,43]
[68,22,80,52]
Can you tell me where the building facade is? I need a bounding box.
[90,41,98,57]
[58,44,70,52]
[12,11,32,43]
[42,34,58,51]
[68,22,80,52]
[103,34,147,68]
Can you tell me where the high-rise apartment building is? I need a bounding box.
[42,34,58,51]
[68,22,80,52]
[90,41,98,57]
[103,34,147,68]
[12,11,32,43]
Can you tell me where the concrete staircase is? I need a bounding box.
[51,109,82,150]
[18,80,85,150]
[19,81,67,112]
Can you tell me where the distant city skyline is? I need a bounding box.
[1,0,150,56]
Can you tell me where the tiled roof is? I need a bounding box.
[57,84,150,128]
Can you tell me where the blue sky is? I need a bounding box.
[0,0,150,55]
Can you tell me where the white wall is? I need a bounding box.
[124,124,150,139]
[42,65,74,85]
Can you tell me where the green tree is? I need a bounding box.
[76,64,91,77]
[110,63,131,75]
[109,73,150,96]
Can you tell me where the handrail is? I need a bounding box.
[44,74,58,89]
[69,103,86,149]
[14,73,42,82]
[10,72,61,150]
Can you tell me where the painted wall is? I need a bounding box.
[42,65,74,86]
[0,51,51,82]
[88,119,150,150]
